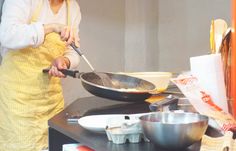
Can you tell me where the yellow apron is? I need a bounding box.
[0,0,71,150]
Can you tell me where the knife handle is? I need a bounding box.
[42,68,79,78]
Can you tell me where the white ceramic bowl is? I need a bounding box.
[124,72,172,92]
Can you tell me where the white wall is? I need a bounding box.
[125,0,159,72]
[124,0,231,73]
[157,0,231,72]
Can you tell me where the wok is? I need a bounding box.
[43,43,156,102]
[43,69,156,102]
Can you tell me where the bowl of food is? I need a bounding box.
[123,72,172,92]
[139,112,208,149]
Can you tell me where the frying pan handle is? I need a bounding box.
[70,42,83,56]
[42,68,80,78]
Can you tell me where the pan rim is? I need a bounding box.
[80,71,157,94]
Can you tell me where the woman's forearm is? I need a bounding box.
[0,22,45,50]
[0,0,44,49]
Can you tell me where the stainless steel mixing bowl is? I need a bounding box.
[139,112,208,149]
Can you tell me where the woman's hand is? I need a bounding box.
[48,56,70,78]
[43,24,80,46]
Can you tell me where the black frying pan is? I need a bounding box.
[43,69,156,102]
[43,43,156,102]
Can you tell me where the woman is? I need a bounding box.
[0,0,81,150]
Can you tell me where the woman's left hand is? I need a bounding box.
[44,24,80,46]
[49,56,70,78]
[60,26,79,46]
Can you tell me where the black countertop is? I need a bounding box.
[48,96,208,151]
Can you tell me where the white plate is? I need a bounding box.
[78,114,125,133]
[78,113,151,133]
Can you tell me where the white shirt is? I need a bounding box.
[0,0,81,69]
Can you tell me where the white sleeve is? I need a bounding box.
[0,0,45,50]
[64,47,80,69]
[64,0,82,69]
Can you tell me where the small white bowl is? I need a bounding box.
[124,72,172,92]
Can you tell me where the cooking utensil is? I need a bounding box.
[149,95,179,111]
[42,69,156,102]
[70,43,95,71]
[149,97,197,112]
[80,72,156,102]
[175,98,197,112]
[139,112,208,149]
[43,43,157,102]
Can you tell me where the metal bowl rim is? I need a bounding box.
[139,112,209,125]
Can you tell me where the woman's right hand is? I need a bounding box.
[43,24,79,46]
[48,56,70,78]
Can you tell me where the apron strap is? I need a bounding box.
[66,0,71,26]
[31,0,44,23]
